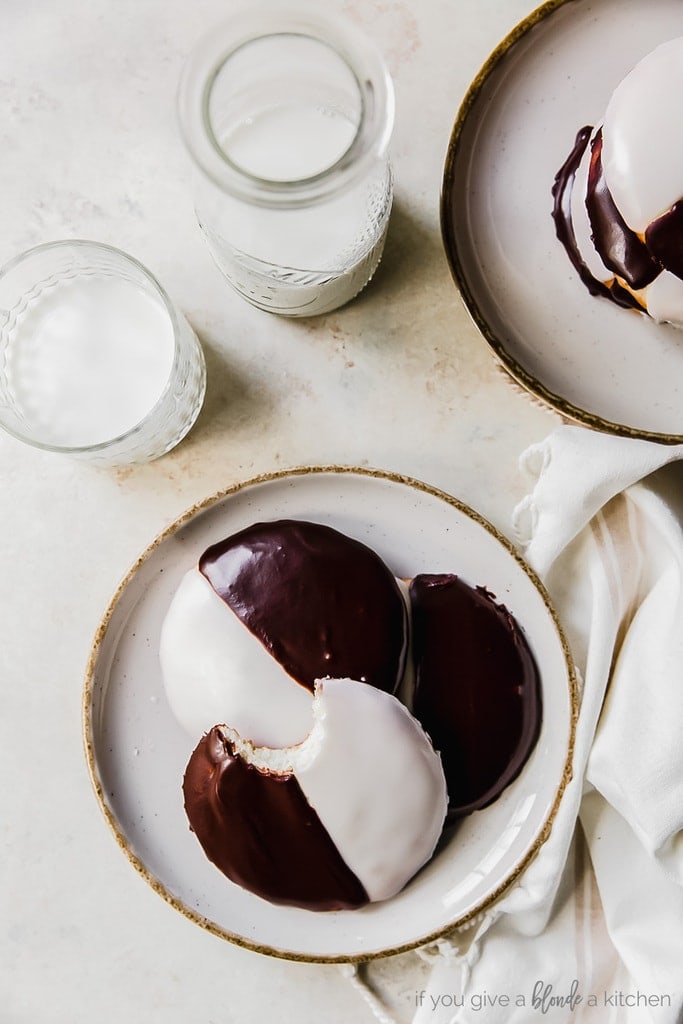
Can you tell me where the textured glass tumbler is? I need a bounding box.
[0,241,206,466]
[178,4,394,317]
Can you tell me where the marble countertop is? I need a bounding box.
[0,1,562,1020]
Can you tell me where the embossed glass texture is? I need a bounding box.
[0,241,206,465]
[178,6,395,316]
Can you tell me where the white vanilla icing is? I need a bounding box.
[602,37,683,233]
[216,678,448,904]
[296,678,448,902]
[645,271,683,328]
[159,569,313,746]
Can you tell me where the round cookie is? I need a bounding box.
[408,574,541,818]
[183,678,448,911]
[552,37,683,326]
[160,519,409,746]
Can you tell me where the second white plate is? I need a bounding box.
[442,0,683,442]
[84,467,576,961]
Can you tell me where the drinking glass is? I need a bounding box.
[0,240,206,465]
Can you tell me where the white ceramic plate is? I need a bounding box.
[83,467,576,962]
[442,0,683,442]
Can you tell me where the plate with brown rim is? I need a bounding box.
[441,0,683,443]
[83,467,576,962]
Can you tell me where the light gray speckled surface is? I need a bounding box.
[0,2,558,1021]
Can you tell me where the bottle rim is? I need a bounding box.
[177,5,394,208]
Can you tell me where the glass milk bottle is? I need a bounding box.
[178,5,394,317]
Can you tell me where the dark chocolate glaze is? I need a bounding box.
[554,123,683,316]
[551,126,645,312]
[183,727,369,911]
[585,129,659,290]
[646,200,683,282]
[199,519,408,695]
[409,574,541,819]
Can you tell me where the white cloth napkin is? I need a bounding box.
[351,425,683,1024]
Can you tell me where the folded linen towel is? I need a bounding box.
[350,425,683,1024]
